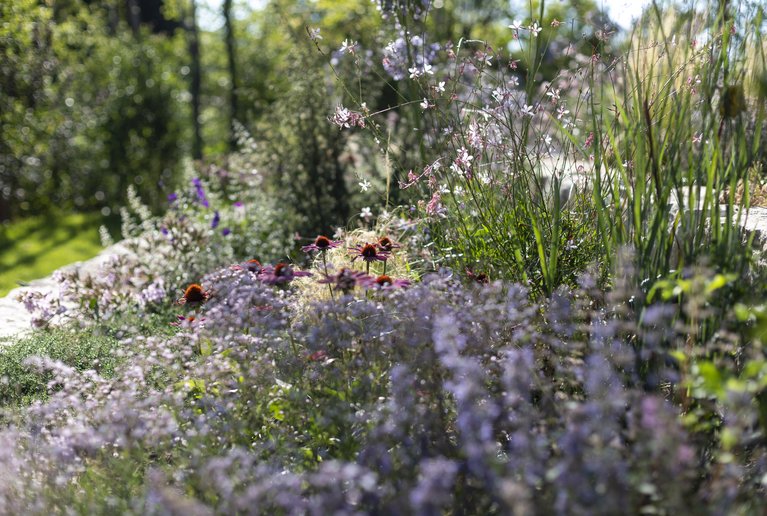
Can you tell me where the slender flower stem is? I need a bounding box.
[321,252,335,301]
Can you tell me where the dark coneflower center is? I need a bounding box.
[274,263,288,277]
[362,244,377,258]
[376,275,392,286]
[378,237,392,251]
[246,259,261,272]
[184,284,205,303]
[315,235,331,249]
[337,268,356,290]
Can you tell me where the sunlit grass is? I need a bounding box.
[0,212,108,297]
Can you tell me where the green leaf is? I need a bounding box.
[267,398,287,422]
[704,273,736,295]
[697,361,724,395]
[669,350,687,365]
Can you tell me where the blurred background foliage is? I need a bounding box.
[0,0,612,235]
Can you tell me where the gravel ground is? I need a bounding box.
[0,243,129,341]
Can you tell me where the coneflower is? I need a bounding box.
[303,235,343,297]
[302,235,342,253]
[376,236,400,253]
[374,274,410,289]
[258,263,312,286]
[318,267,374,295]
[376,236,400,274]
[177,283,209,306]
[349,243,390,275]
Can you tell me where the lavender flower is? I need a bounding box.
[192,177,209,208]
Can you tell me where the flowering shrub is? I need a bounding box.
[19,160,293,327]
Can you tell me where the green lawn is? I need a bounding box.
[0,213,109,297]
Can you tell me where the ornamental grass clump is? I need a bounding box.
[326,0,767,302]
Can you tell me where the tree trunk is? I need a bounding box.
[188,0,203,160]
[223,0,238,151]
[126,0,141,36]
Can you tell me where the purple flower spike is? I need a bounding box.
[211,210,220,229]
[192,177,209,208]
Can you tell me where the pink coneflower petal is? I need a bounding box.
[258,263,312,285]
[377,236,401,253]
[349,243,390,263]
[466,268,489,284]
[170,314,206,328]
[318,267,374,293]
[374,274,410,289]
[302,235,343,253]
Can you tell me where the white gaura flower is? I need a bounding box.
[339,39,357,55]
[520,104,536,117]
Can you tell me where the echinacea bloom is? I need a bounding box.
[377,236,401,253]
[307,350,328,362]
[258,263,312,286]
[318,268,374,294]
[302,235,342,253]
[170,314,205,328]
[177,283,209,306]
[244,259,262,273]
[466,268,489,284]
[374,275,410,289]
[230,259,262,274]
[349,243,390,263]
